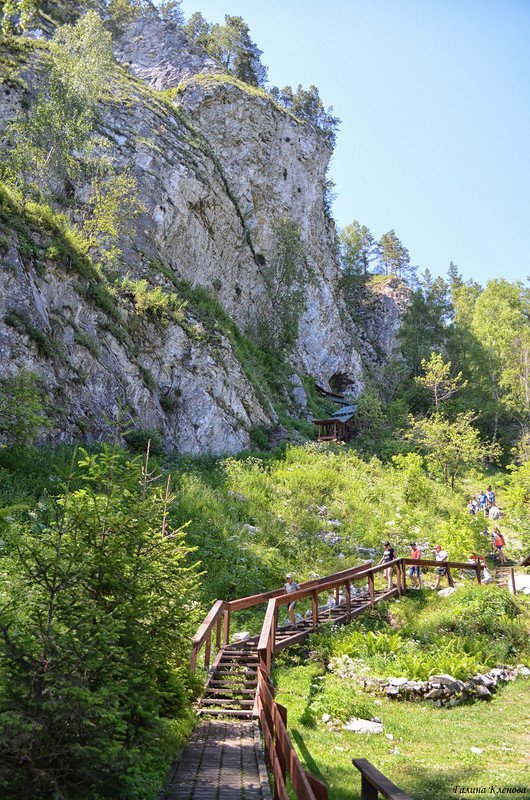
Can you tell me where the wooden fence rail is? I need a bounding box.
[258,669,328,800]
[353,758,412,799]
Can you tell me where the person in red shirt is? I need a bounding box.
[408,543,422,588]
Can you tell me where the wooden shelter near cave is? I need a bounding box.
[312,384,358,442]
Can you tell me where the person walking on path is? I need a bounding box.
[479,491,488,516]
[408,542,422,588]
[284,573,300,626]
[378,542,395,590]
[493,527,506,565]
[432,544,449,590]
[489,502,502,521]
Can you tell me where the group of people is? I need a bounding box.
[378,542,449,590]
[466,485,507,564]
[467,486,501,520]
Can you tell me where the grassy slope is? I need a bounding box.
[275,662,530,800]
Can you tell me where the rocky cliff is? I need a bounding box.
[0,17,408,453]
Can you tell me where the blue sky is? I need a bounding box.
[178,1,530,284]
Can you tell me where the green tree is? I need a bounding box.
[404,411,500,488]
[0,370,49,447]
[415,352,467,411]
[185,13,267,87]
[471,280,530,435]
[271,83,340,146]
[0,445,200,798]
[379,229,416,284]
[0,0,37,33]
[157,0,183,23]
[5,11,114,198]
[262,217,309,352]
[340,220,377,277]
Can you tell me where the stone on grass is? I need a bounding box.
[386,686,400,697]
[424,688,442,700]
[321,714,331,723]
[470,747,484,755]
[232,631,250,642]
[343,717,384,734]
[438,586,457,596]
[387,677,408,687]
[475,685,492,699]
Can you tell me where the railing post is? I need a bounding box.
[204,631,211,670]
[223,609,231,646]
[368,572,375,609]
[509,567,516,595]
[446,564,454,588]
[335,585,340,606]
[312,590,319,629]
[476,563,481,584]
[361,775,378,800]
[276,703,288,785]
[395,561,402,595]
[216,612,222,647]
[401,558,407,592]
[190,646,197,673]
[345,580,351,621]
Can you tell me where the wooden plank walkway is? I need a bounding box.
[164,720,271,800]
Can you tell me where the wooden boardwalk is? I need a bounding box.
[171,555,499,800]
[165,720,271,800]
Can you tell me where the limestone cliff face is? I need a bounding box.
[0,17,405,453]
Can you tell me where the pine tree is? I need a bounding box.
[340,220,377,276]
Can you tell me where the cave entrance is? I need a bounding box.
[329,371,355,395]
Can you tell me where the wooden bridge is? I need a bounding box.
[165,554,519,800]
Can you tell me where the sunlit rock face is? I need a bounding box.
[0,17,406,452]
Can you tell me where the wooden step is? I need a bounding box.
[204,688,256,696]
[201,698,254,707]
[199,708,253,718]
[208,679,258,687]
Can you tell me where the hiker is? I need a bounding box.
[493,527,506,565]
[489,502,502,521]
[408,542,422,588]
[432,544,449,590]
[284,573,300,625]
[479,490,488,516]
[486,486,496,507]
[467,499,476,515]
[468,553,493,584]
[378,541,395,589]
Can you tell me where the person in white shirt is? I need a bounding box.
[432,545,448,590]
[284,573,300,625]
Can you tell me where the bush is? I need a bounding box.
[124,427,165,456]
[0,369,50,446]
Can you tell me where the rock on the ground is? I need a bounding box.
[343,717,384,734]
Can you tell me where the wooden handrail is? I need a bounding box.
[225,561,373,611]
[258,669,327,800]
[353,758,412,799]
[272,559,402,607]
[257,597,277,675]
[403,557,485,570]
[190,599,225,671]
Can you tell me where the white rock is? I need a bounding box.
[438,587,457,597]
[470,747,484,755]
[387,677,408,687]
[321,714,331,723]
[232,631,250,642]
[343,717,384,734]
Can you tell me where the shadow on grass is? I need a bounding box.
[400,762,485,800]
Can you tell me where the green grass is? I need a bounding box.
[274,661,530,800]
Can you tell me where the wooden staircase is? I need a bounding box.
[199,640,259,719]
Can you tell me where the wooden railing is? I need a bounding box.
[353,758,412,799]
[257,668,328,800]
[190,599,226,671]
